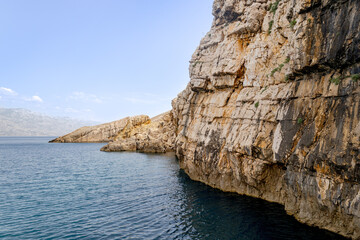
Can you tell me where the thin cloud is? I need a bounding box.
[25,95,43,102]
[69,91,102,103]
[0,87,17,96]
[32,96,43,102]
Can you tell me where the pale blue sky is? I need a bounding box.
[0,0,213,122]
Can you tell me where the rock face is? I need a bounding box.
[101,111,175,153]
[49,0,359,237]
[50,115,150,143]
[172,0,360,238]
[50,112,175,153]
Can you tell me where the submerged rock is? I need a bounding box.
[172,0,360,238]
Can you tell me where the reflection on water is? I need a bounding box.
[174,171,345,240]
[0,137,345,239]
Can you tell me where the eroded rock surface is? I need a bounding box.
[173,0,360,238]
[50,115,150,143]
[101,111,175,153]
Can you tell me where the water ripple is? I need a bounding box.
[0,137,346,240]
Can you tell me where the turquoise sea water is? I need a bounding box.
[0,137,345,239]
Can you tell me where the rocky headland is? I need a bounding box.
[50,112,175,153]
[100,111,175,153]
[53,0,360,238]
[50,115,150,143]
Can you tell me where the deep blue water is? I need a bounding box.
[0,137,346,240]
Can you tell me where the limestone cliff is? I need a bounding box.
[50,0,359,237]
[173,0,360,238]
[50,112,175,153]
[101,111,175,153]
[50,115,150,143]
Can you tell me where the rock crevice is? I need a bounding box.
[50,115,150,143]
[101,111,175,153]
[50,112,175,153]
[52,0,360,238]
[172,0,360,238]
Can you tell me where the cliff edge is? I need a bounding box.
[50,0,360,237]
[172,0,360,238]
[101,111,175,153]
[49,115,150,143]
[50,112,175,153]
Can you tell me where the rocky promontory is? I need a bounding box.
[172,0,360,238]
[50,115,150,143]
[52,0,360,238]
[50,112,175,153]
[101,111,175,153]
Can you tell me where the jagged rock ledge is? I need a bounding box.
[51,0,360,238]
[50,115,150,143]
[50,112,175,153]
[171,0,360,239]
[100,111,175,153]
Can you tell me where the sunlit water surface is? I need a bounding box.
[0,137,345,239]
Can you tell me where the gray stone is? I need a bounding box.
[173,0,360,238]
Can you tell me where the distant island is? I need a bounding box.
[0,108,98,136]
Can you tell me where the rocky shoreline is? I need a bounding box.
[52,0,360,238]
[50,112,175,153]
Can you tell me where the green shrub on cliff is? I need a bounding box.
[270,58,289,78]
[268,20,274,34]
[330,77,341,85]
[352,74,360,82]
[270,67,279,77]
[290,19,297,29]
[261,86,268,94]
[278,63,284,71]
[284,74,290,82]
[270,0,280,14]
[329,74,360,85]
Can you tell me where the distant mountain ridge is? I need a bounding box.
[0,108,99,136]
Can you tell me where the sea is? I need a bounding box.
[0,137,346,239]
